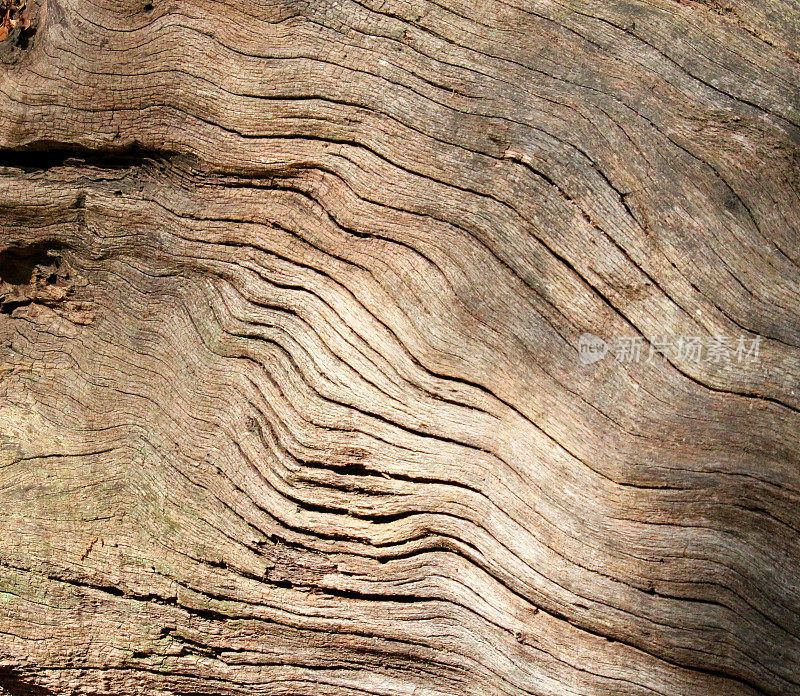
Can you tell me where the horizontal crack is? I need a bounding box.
[0,141,190,172]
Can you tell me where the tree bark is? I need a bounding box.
[0,0,799,694]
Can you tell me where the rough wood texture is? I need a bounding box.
[0,0,799,694]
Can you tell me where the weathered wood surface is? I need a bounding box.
[0,0,799,694]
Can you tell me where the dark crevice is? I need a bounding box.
[0,298,34,313]
[0,1,36,51]
[0,242,62,285]
[0,141,188,172]
[13,23,34,49]
[0,242,70,314]
[0,669,54,696]
[266,578,427,604]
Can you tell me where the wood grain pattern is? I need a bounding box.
[0,0,798,694]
